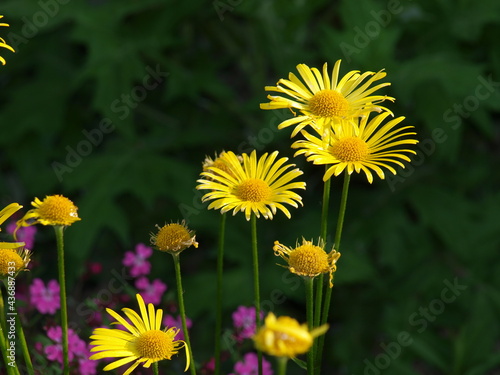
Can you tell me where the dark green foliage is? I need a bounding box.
[0,0,499,373]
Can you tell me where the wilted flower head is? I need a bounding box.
[150,221,198,255]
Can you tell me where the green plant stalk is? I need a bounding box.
[251,214,263,375]
[15,308,34,375]
[313,174,331,372]
[305,277,315,375]
[172,254,197,375]
[54,225,70,375]
[214,213,226,375]
[153,362,159,375]
[0,285,18,375]
[315,176,331,326]
[317,173,351,371]
[277,357,288,375]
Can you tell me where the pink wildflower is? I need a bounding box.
[162,314,192,341]
[232,306,264,341]
[229,352,273,375]
[122,243,153,277]
[7,221,36,249]
[30,278,60,314]
[45,326,87,363]
[134,277,167,305]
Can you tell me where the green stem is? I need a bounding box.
[54,225,69,375]
[250,214,262,375]
[313,174,331,372]
[172,254,197,375]
[305,278,315,375]
[317,173,351,371]
[214,213,226,375]
[0,284,18,375]
[153,362,159,375]
[277,357,288,375]
[16,307,34,375]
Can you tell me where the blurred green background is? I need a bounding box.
[1,0,500,374]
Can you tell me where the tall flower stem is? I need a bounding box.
[54,225,69,375]
[313,173,331,372]
[214,213,226,375]
[153,362,159,375]
[277,357,288,375]
[16,308,34,375]
[317,173,351,370]
[251,213,263,375]
[172,254,197,375]
[305,277,315,375]
[314,175,331,328]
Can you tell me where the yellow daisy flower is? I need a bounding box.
[15,195,81,231]
[0,248,31,277]
[150,221,198,254]
[260,60,394,137]
[253,313,328,358]
[202,150,241,178]
[90,294,190,374]
[196,150,306,221]
[0,15,15,65]
[273,238,341,288]
[292,112,418,183]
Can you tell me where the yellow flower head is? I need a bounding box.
[292,112,418,183]
[150,221,198,254]
[260,60,394,137]
[273,238,341,288]
[253,313,328,358]
[15,195,81,231]
[0,15,15,65]
[197,150,306,221]
[90,294,190,374]
[0,248,31,277]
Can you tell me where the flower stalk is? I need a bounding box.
[214,213,226,375]
[251,213,263,375]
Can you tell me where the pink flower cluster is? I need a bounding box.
[30,278,60,315]
[42,326,97,375]
[122,243,153,277]
[232,306,264,341]
[229,352,273,375]
[135,277,167,305]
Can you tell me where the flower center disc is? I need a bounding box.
[289,244,329,276]
[308,90,350,118]
[236,179,272,202]
[331,137,369,162]
[156,224,191,251]
[134,330,173,360]
[0,249,23,275]
[39,196,79,224]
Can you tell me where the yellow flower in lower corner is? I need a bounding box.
[15,195,81,231]
[273,238,340,288]
[197,150,306,221]
[293,112,418,183]
[0,248,31,277]
[0,15,15,65]
[253,313,328,358]
[90,294,190,375]
[150,221,198,254]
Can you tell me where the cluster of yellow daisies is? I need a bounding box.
[1,13,418,375]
